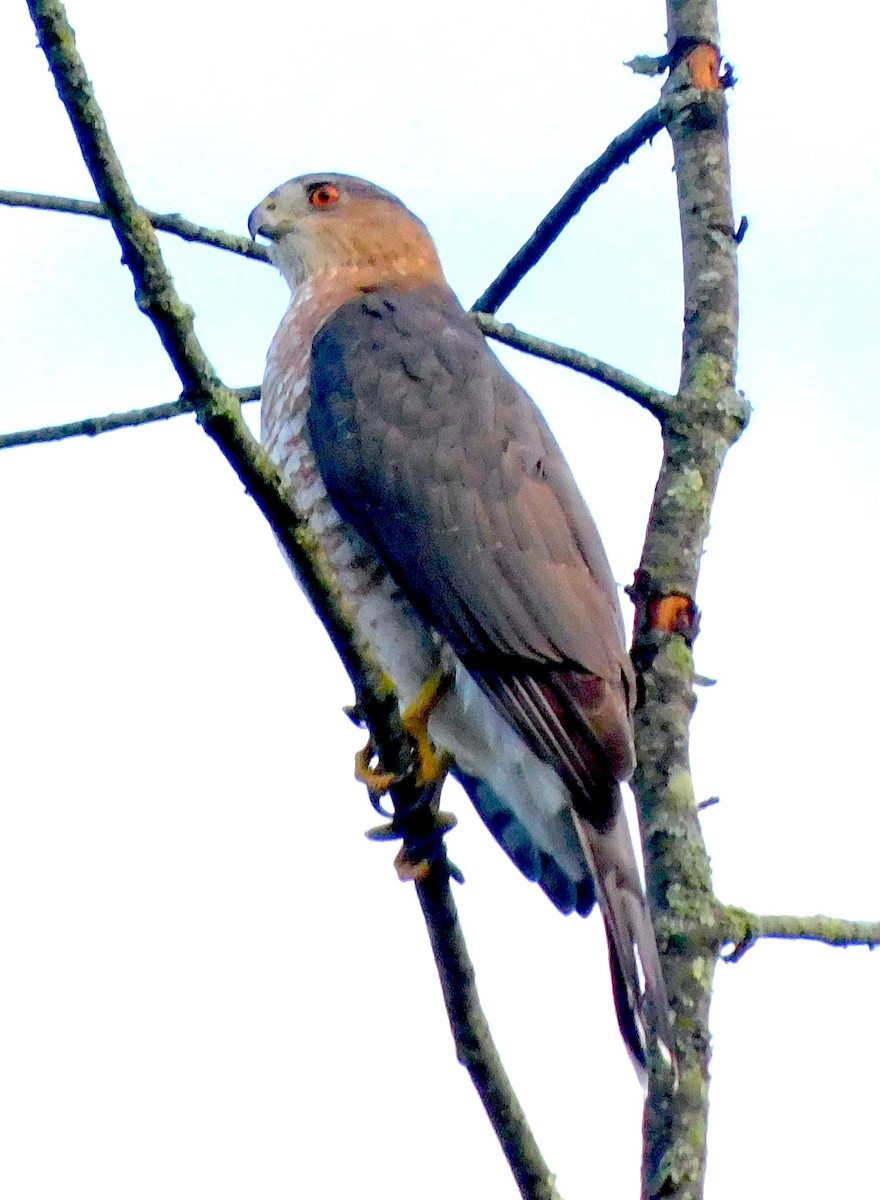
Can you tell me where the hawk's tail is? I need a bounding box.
[572,801,676,1083]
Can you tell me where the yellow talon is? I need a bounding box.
[353,673,453,796]
[401,672,454,786]
[354,740,396,794]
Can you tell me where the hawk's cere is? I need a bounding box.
[248,174,673,1076]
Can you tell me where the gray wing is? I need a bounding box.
[308,287,676,1076]
[308,285,635,828]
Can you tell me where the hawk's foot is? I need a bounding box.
[401,672,454,786]
[393,814,462,883]
[365,810,461,884]
[354,673,453,795]
[354,739,396,795]
[393,844,433,883]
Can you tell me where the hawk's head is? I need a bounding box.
[248,173,446,292]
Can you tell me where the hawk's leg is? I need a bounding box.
[401,671,454,786]
[354,740,397,796]
[353,671,454,794]
[357,672,460,882]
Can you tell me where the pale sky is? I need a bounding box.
[1,2,878,1198]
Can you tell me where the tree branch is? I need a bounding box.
[476,313,673,419]
[26,3,557,1196]
[722,909,880,962]
[0,388,260,450]
[471,104,665,314]
[628,15,745,1200]
[2,188,673,422]
[0,314,672,452]
[27,0,362,689]
[0,188,268,261]
[416,871,562,1200]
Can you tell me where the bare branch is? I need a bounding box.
[26,0,361,685]
[722,909,880,963]
[0,316,668,454]
[0,315,671,452]
[629,20,743,1200]
[476,312,673,419]
[471,104,665,314]
[0,387,260,450]
[26,4,557,1194]
[416,870,562,1200]
[4,187,674,422]
[0,188,268,261]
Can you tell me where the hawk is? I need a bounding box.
[248,174,673,1076]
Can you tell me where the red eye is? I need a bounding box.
[308,183,341,208]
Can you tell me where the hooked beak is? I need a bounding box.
[247,202,269,242]
[248,196,290,243]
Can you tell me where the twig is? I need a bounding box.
[476,313,672,420]
[722,910,880,963]
[26,0,364,688]
[0,387,260,450]
[471,104,665,314]
[416,870,561,1200]
[0,188,268,261]
[0,318,668,458]
[2,189,672,422]
[26,4,557,1195]
[0,316,671,452]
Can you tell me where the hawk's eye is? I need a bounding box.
[308,183,341,208]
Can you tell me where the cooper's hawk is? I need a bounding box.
[249,174,673,1077]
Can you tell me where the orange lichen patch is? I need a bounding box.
[649,594,696,635]
[687,44,721,90]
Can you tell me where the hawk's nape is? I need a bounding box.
[249,172,675,1078]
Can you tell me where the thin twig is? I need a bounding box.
[0,288,670,459]
[26,0,367,690]
[2,189,672,421]
[477,313,672,420]
[722,909,880,963]
[0,316,670,452]
[416,870,561,1200]
[0,387,260,450]
[0,188,268,261]
[471,104,665,314]
[26,4,557,1195]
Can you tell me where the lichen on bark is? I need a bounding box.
[630,7,746,1197]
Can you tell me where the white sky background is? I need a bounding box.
[1,1,878,1197]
